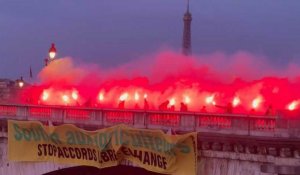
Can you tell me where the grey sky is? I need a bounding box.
[0,0,299,79]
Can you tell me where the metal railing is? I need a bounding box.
[0,103,299,138]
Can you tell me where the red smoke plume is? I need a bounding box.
[23,51,300,115]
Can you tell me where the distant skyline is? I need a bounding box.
[0,0,300,79]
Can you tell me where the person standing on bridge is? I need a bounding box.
[159,100,169,111]
[180,102,188,112]
[265,105,275,116]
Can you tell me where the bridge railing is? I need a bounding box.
[0,104,299,138]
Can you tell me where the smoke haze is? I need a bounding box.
[34,51,300,113]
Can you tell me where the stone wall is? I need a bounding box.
[198,150,300,175]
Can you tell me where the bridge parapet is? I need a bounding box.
[0,104,299,138]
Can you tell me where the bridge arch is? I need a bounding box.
[43,165,163,175]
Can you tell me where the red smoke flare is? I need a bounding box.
[21,51,300,115]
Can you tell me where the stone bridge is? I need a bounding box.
[0,104,299,175]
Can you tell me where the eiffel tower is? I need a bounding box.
[182,0,192,56]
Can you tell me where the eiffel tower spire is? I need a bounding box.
[182,0,192,56]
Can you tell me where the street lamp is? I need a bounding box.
[17,76,24,88]
[45,43,57,66]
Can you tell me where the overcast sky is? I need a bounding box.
[0,0,300,79]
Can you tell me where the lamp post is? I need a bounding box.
[16,76,24,88]
[45,43,57,66]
